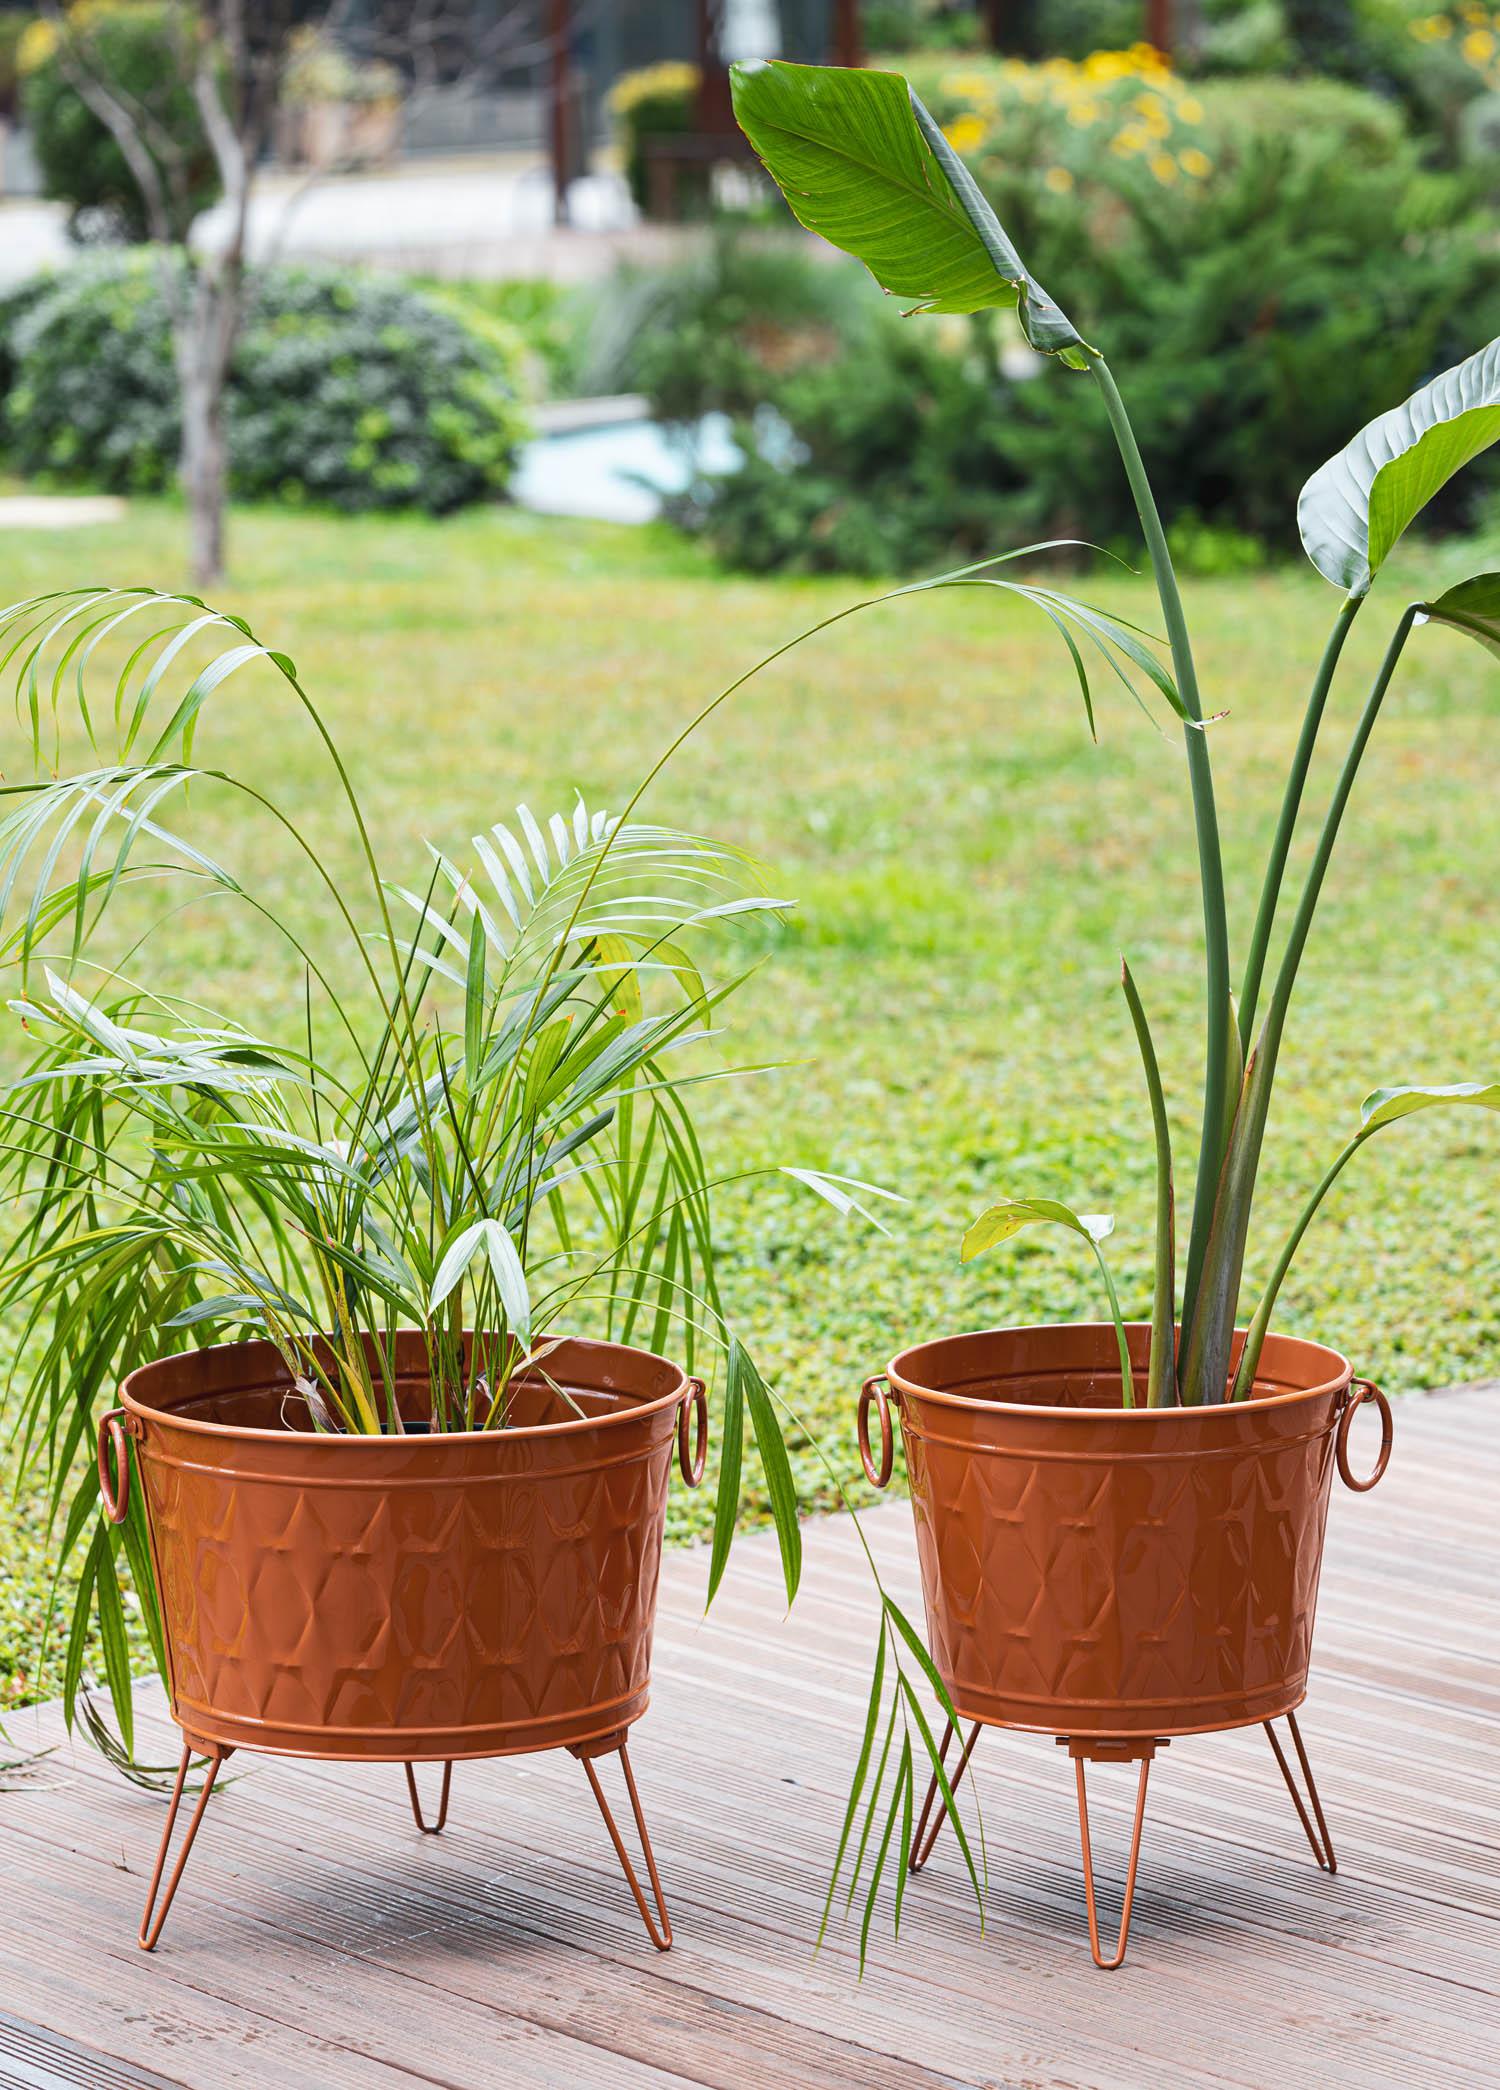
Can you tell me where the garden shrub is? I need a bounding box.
[19,3,220,243]
[610,235,854,422]
[0,12,34,119]
[417,275,596,400]
[608,61,699,211]
[632,59,1500,576]
[0,255,530,512]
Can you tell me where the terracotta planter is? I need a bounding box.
[859,1321,1392,1966]
[100,1332,707,1952]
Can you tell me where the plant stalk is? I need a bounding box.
[1231,1131,1367,1401]
[1237,593,1363,1050]
[1178,605,1419,1405]
[1120,959,1175,1406]
[1090,1239,1136,1408]
[1086,355,1230,1366]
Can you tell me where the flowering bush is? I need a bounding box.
[637,52,1500,575]
[1408,1,1500,74]
[913,46,1215,197]
[608,61,700,210]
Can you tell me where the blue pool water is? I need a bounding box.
[512,413,743,525]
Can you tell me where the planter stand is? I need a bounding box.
[102,1337,708,1961]
[858,1332,1395,1974]
[907,1710,1336,1971]
[137,1727,673,1955]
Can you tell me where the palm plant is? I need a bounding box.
[0,584,894,1756]
[733,58,1500,1414]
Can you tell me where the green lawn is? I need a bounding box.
[3,497,1498,1711]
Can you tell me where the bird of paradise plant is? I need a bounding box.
[727,57,1500,1954]
[733,57,1500,1415]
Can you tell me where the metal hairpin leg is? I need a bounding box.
[909,1716,985,1874]
[404,1760,454,1835]
[1264,1709,1336,1872]
[138,1741,230,1952]
[571,1733,673,1951]
[1069,1740,1154,1972]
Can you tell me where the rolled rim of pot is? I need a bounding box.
[883,1322,1351,1419]
[120,1331,692,1445]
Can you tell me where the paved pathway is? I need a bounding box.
[0,155,687,289]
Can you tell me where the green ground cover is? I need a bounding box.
[2,499,1497,1711]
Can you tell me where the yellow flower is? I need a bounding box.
[1462,24,1496,58]
[1179,146,1213,179]
[17,16,59,70]
[942,71,998,101]
[1044,164,1076,193]
[1134,93,1171,136]
[607,61,698,117]
[944,113,988,154]
[1068,98,1102,127]
[1412,9,1452,33]
[1150,151,1179,183]
[1082,51,1121,80]
[1112,123,1149,155]
[1178,94,1204,123]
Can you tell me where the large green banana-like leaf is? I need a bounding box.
[1421,573,1500,660]
[730,60,1088,365]
[1360,1080,1500,1130]
[1298,336,1500,594]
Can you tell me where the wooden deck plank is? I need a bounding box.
[2,1386,1497,2089]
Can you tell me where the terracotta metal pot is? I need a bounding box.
[858,1321,1393,1967]
[109,1331,704,1763]
[865,1321,1388,1740]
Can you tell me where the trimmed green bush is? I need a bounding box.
[19,3,220,243]
[0,255,530,512]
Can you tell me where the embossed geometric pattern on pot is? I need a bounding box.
[125,1334,685,1761]
[889,1323,1349,1737]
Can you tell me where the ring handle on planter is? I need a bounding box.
[858,1375,894,1490]
[678,1377,708,1488]
[98,1408,130,1525]
[1337,1377,1392,1493]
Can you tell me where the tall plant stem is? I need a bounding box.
[1178,604,1418,1405]
[1237,594,1363,1051]
[1087,356,1230,1352]
[1231,1131,1367,1401]
[1121,960,1175,1406]
[1090,1240,1136,1409]
[1260,605,1418,1068]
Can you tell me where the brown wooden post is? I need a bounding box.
[696,0,734,133]
[1146,0,1173,54]
[549,0,571,226]
[832,0,864,67]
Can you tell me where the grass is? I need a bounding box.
[2,495,1499,1713]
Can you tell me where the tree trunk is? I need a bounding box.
[174,263,240,589]
[180,366,228,588]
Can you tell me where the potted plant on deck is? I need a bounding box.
[0,586,889,1952]
[733,58,1500,1967]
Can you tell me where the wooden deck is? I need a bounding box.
[2,1384,1498,2090]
